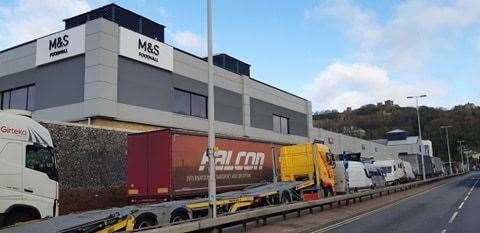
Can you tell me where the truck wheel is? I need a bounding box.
[170,212,189,223]
[134,216,157,229]
[5,211,37,226]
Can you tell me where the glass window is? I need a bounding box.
[273,115,289,134]
[280,117,289,134]
[174,89,190,115]
[1,85,35,111]
[27,86,35,111]
[26,145,58,181]
[191,94,207,118]
[273,115,281,133]
[10,88,28,110]
[2,91,10,109]
[173,89,207,119]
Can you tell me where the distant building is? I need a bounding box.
[373,129,433,157]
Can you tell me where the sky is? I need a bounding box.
[0,0,479,112]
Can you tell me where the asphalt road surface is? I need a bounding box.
[315,171,480,233]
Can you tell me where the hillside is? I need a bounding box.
[312,102,480,162]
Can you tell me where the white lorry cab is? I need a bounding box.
[374,160,406,185]
[0,110,58,227]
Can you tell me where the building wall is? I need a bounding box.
[0,56,85,110]
[250,97,308,137]
[0,17,311,145]
[311,127,397,161]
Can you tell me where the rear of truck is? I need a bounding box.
[279,143,336,195]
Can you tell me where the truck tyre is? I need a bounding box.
[4,211,37,226]
[170,212,189,223]
[134,215,157,229]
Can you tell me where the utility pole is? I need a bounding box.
[457,140,465,172]
[407,94,427,180]
[440,126,453,174]
[207,0,217,219]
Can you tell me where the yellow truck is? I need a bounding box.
[280,143,336,197]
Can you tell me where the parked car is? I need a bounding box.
[346,161,373,192]
[374,160,405,185]
[365,163,386,188]
[402,161,416,181]
[334,161,349,194]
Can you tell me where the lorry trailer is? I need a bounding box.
[127,129,280,203]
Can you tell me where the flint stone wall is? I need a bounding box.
[40,122,129,214]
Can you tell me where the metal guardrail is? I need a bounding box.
[138,173,466,233]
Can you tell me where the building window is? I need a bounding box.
[1,85,35,111]
[273,115,289,134]
[173,89,207,119]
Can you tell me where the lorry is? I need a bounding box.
[2,127,337,232]
[0,110,58,227]
[398,154,438,179]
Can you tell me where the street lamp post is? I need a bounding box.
[440,126,453,175]
[207,0,217,219]
[407,94,427,180]
[457,140,465,172]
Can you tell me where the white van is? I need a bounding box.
[374,160,406,185]
[334,161,349,194]
[402,161,416,181]
[0,110,58,227]
[346,161,373,192]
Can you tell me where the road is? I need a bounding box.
[314,171,480,233]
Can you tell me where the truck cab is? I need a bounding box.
[0,110,58,227]
[279,143,336,196]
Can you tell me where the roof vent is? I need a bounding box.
[205,54,250,77]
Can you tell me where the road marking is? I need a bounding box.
[458,202,464,210]
[464,196,468,201]
[310,178,461,233]
[441,229,447,233]
[449,211,458,223]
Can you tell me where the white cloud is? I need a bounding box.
[304,62,446,111]
[170,30,206,57]
[0,0,91,49]
[305,0,480,72]
[303,0,480,110]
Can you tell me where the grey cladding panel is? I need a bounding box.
[117,57,173,111]
[117,57,243,125]
[0,56,85,110]
[250,97,308,137]
[214,87,243,125]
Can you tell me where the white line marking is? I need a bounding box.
[464,196,469,201]
[310,178,460,233]
[441,229,447,233]
[458,202,464,209]
[449,211,458,223]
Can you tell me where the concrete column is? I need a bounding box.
[83,18,119,118]
[306,101,314,142]
[242,76,251,137]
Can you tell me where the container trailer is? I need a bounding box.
[398,154,443,178]
[127,129,280,203]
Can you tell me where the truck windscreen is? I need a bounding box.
[26,145,58,181]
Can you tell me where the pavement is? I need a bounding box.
[222,172,478,233]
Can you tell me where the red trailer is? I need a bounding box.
[127,129,280,203]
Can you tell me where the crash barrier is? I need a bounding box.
[138,173,466,233]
